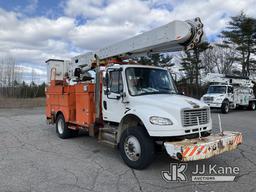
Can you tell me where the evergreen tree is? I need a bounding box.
[220,12,256,76]
[180,42,210,97]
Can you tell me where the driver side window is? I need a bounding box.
[228,87,233,94]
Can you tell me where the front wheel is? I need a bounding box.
[119,127,155,170]
[221,101,229,114]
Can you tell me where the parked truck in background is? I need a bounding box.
[201,73,256,113]
[45,18,242,169]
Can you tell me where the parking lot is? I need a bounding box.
[0,107,255,192]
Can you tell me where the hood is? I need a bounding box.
[130,94,208,111]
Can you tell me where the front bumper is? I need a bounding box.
[164,131,242,161]
[204,102,222,108]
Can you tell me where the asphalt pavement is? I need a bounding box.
[0,107,255,192]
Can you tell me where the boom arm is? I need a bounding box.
[204,73,255,87]
[96,18,204,58]
[71,17,205,72]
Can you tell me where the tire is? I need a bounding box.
[56,114,76,139]
[249,102,256,110]
[119,127,155,170]
[221,100,229,114]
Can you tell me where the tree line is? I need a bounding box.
[0,56,45,98]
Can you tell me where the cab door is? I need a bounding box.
[102,68,126,123]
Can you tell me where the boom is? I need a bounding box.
[204,73,255,88]
[70,17,204,73]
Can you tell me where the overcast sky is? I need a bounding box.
[0,0,256,82]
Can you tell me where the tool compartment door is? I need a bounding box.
[75,83,95,126]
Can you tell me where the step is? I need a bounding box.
[99,127,117,134]
[98,127,117,144]
[98,140,117,148]
[100,131,116,142]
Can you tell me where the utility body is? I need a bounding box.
[201,73,256,113]
[45,18,242,169]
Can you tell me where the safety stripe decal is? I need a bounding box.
[182,147,190,156]
[236,135,242,144]
[203,147,208,154]
[189,146,198,156]
[196,146,205,155]
[235,135,242,144]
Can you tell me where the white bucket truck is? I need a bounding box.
[201,73,256,113]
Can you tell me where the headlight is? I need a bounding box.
[149,116,173,125]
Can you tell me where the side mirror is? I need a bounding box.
[104,88,110,95]
[116,95,121,100]
[120,92,126,98]
[103,73,109,95]
[74,68,81,78]
[178,91,185,95]
[104,75,108,86]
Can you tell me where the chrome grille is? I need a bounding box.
[203,96,213,102]
[182,108,209,127]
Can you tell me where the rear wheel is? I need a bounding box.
[221,100,229,114]
[119,127,155,170]
[56,114,77,139]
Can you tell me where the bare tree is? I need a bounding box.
[213,43,236,74]
[0,56,16,96]
[200,43,236,75]
[201,46,216,74]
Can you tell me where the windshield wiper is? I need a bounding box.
[136,91,173,96]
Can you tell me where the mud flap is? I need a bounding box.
[164,131,242,161]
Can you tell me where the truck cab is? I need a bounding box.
[201,85,234,113]
[103,64,212,137]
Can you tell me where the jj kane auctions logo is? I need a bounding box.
[162,163,240,182]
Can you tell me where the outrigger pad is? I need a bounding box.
[164,131,242,161]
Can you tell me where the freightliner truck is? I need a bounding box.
[45,18,242,169]
[201,73,256,113]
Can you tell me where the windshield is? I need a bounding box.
[125,67,177,96]
[207,86,227,94]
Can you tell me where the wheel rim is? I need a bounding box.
[57,118,64,134]
[124,136,141,161]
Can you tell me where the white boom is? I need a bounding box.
[205,73,255,88]
[70,17,204,74]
